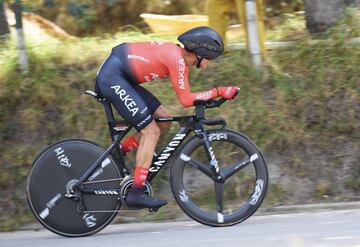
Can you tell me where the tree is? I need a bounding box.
[304,0,360,34]
[13,0,29,74]
[0,0,10,41]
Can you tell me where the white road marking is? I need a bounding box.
[322,236,357,241]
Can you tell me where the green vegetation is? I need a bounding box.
[266,11,306,41]
[18,0,303,36]
[0,7,359,231]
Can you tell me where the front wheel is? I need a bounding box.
[170,129,268,227]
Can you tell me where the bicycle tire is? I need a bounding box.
[170,129,268,227]
[26,139,122,237]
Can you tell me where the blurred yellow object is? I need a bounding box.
[226,24,246,42]
[140,13,209,35]
[206,0,266,58]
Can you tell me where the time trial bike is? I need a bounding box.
[26,89,268,237]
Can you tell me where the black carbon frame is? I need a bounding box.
[75,93,227,194]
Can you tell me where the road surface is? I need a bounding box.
[1,209,360,247]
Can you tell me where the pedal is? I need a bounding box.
[148,207,160,212]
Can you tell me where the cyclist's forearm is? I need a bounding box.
[177,88,219,107]
[192,87,219,101]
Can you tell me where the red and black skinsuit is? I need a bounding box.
[96,42,219,130]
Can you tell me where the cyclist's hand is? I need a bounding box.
[217,86,240,100]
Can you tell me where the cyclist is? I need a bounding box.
[95,26,239,209]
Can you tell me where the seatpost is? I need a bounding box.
[99,99,117,141]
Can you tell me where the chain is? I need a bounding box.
[82,178,124,185]
[80,208,143,213]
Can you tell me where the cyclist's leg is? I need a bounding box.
[136,120,160,169]
[124,86,168,208]
[96,56,166,208]
[121,85,171,154]
[128,105,172,166]
[125,120,166,208]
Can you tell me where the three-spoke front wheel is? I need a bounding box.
[171,129,268,227]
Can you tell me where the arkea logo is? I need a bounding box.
[195,91,213,100]
[178,59,186,90]
[111,85,139,116]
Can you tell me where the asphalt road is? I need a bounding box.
[1,209,360,247]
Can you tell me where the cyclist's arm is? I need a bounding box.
[169,59,218,107]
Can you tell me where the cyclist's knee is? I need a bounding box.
[158,117,172,131]
[154,106,172,131]
[141,121,160,138]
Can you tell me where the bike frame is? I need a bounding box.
[73,92,227,196]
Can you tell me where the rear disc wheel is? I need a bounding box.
[26,139,122,237]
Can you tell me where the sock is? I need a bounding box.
[133,166,149,188]
[120,135,139,154]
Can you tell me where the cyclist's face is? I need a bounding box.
[183,51,209,68]
[183,51,197,67]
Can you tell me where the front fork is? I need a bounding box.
[195,126,224,183]
[196,125,226,213]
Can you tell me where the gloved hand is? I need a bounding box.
[217,86,240,100]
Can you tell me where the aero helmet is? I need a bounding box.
[178,26,224,61]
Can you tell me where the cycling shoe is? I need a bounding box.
[126,189,167,208]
